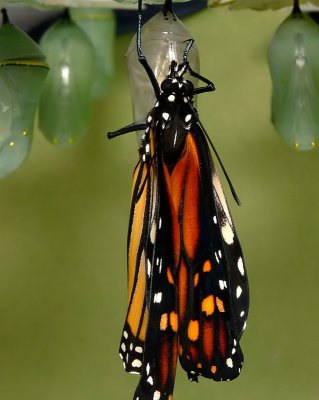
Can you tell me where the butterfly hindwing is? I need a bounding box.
[170,126,249,382]
[119,160,151,374]
[212,169,249,340]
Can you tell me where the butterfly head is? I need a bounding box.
[160,60,194,101]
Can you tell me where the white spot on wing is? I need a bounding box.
[219,280,225,290]
[215,252,219,264]
[135,346,143,353]
[150,221,156,244]
[213,216,218,224]
[237,257,245,276]
[221,223,234,245]
[146,363,150,375]
[121,343,126,352]
[236,286,242,298]
[240,311,245,318]
[123,331,128,339]
[132,359,142,368]
[147,259,151,277]
[159,218,162,229]
[130,343,133,351]
[213,172,233,224]
[153,391,161,400]
[185,114,192,123]
[154,292,162,303]
[168,95,175,102]
[147,376,154,385]
[226,358,233,368]
[147,115,152,123]
[218,250,222,258]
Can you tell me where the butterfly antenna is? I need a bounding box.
[183,39,195,63]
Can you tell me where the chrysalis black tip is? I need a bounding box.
[1,8,9,24]
[162,0,174,16]
[61,8,71,21]
[292,0,301,16]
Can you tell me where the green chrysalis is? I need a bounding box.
[268,2,319,150]
[70,7,115,98]
[0,8,48,178]
[38,11,95,146]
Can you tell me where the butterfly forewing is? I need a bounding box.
[121,128,179,400]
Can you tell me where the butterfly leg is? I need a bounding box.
[189,66,216,95]
[107,123,147,139]
[182,39,215,94]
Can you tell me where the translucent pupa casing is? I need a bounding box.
[126,9,200,132]
[268,9,319,150]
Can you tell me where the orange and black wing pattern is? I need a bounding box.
[118,157,150,375]
[120,128,180,400]
[163,125,249,383]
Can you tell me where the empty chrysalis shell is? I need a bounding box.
[0,9,48,178]
[126,9,199,132]
[268,7,319,150]
[38,12,95,146]
[70,8,115,98]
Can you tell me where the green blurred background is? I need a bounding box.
[1,6,319,400]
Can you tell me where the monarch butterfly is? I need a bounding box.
[108,1,249,399]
